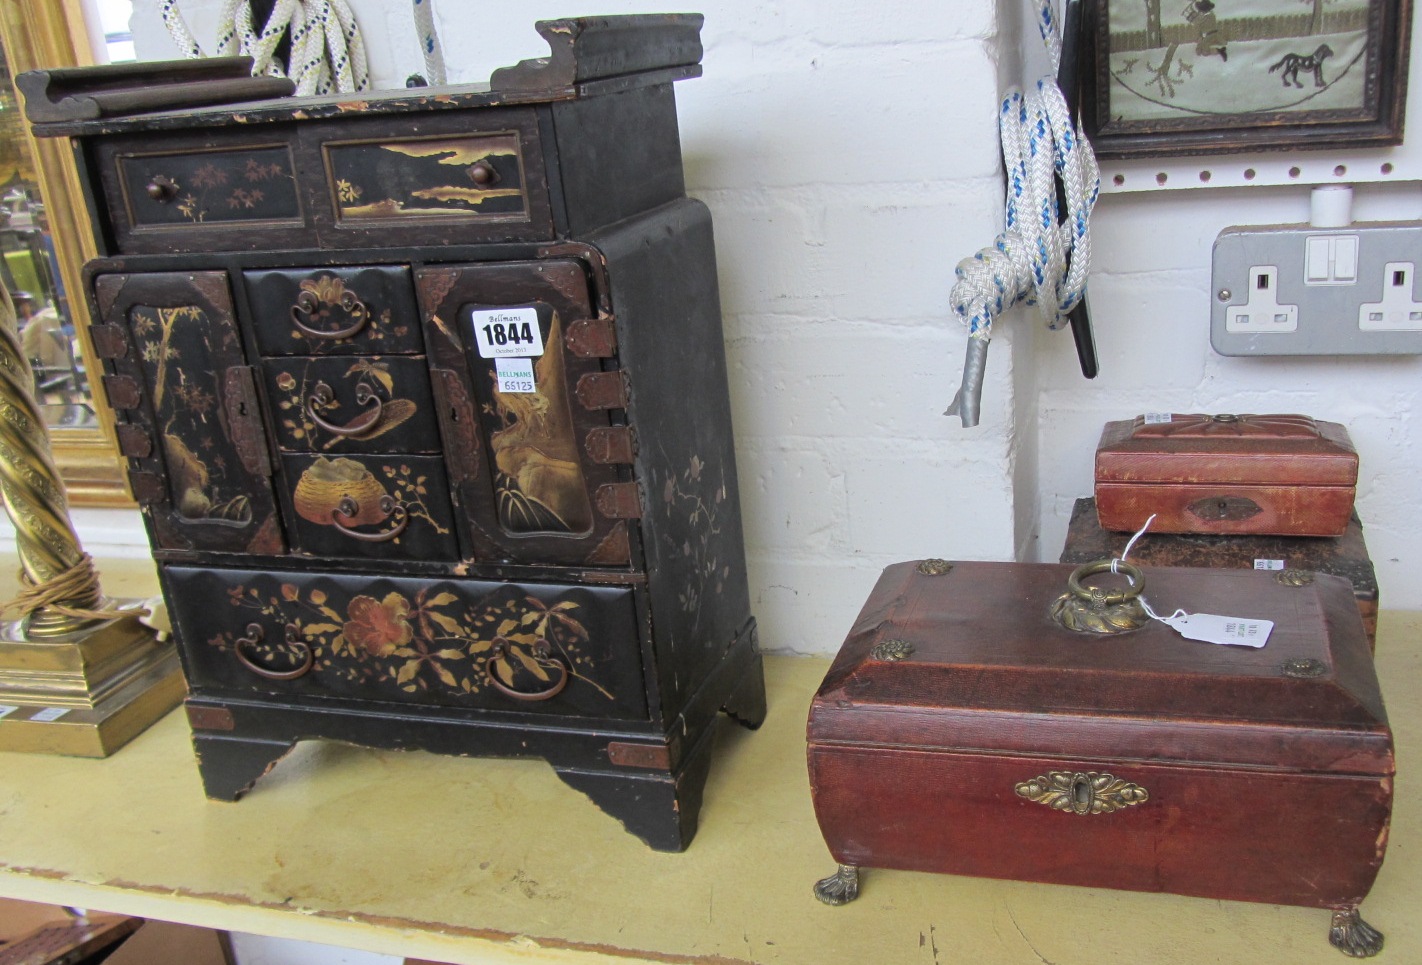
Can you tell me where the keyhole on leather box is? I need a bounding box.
[1071,775,1092,809]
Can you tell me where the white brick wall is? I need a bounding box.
[110,0,1422,664]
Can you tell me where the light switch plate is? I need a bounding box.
[1211,222,1422,355]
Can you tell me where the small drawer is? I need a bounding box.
[262,355,442,453]
[325,131,528,225]
[283,453,459,562]
[165,565,649,720]
[306,108,554,247]
[94,128,314,253]
[246,266,423,355]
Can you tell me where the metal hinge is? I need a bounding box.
[127,470,165,506]
[595,481,642,519]
[116,424,153,458]
[565,317,617,358]
[585,426,636,464]
[88,323,129,359]
[575,370,630,411]
[101,374,142,410]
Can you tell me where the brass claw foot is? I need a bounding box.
[813,864,860,906]
[1330,907,1384,958]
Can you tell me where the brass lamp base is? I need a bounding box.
[0,606,185,757]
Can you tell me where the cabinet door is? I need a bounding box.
[92,271,285,554]
[417,260,638,567]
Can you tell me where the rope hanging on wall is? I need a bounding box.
[160,0,371,95]
[411,0,447,86]
[946,0,1099,427]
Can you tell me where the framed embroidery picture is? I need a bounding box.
[1084,0,1413,157]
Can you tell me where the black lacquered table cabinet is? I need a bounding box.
[27,15,765,851]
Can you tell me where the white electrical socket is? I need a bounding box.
[1226,265,1299,334]
[1358,261,1422,331]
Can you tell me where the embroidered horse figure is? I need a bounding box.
[1269,44,1334,88]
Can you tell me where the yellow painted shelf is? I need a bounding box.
[0,558,1418,964]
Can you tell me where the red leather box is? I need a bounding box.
[808,559,1392,957]
[1094,413,1358,536]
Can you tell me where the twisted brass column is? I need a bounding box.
[0,288,184,755]
[0,291,103,636]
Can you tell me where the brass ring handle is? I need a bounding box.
[290,288,370,340]
[304,381,384,437]
[1066,559,1145,605]
[331,494,409,542]
[484,638,570,702]
[233,622,315,680]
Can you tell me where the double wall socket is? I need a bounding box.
[1211,222,1422,355]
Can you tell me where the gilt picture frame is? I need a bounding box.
[0,0,131,505]
[1085,0,1414,158]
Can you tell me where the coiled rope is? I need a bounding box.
[161,0,374,96]
[946,0,1099,427]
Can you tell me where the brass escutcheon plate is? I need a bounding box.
[1015,770,1149,815]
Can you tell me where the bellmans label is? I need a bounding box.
[471,307,543,359]
[495,357,536,393]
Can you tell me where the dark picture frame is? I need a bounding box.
[1084,0,1413,158]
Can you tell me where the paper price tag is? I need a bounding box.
[1254,559,1286,570]
[0,705,17,719]
[30,707,69,722]
[495,357,536,393]
[470,307,543,359]
[1159,613,1273,648]
[1143,412,1173,424]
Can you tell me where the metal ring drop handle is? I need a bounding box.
[1066,560,1145,606]
[331,494,409,542]
[485,638,571,702]
[234,622,315,680]
[305,381,384,437]
[290,288,371,340]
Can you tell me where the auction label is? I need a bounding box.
[30,707,69,722]
[1160,612,1273,648]
[495,357,537,393]
[471,307,543,358]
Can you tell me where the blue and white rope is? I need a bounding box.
[949,0,1099,342]
[411,0,447,86]
[161,0,371,96]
